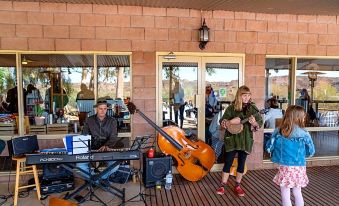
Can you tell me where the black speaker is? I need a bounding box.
[42,164,73,180]
[7,135,39,157]
[143,154,172,188]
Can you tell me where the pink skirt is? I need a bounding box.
[273,166,309,188]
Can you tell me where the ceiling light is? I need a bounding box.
[22,56,28,65]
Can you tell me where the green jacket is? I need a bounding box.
[220,103,263,154]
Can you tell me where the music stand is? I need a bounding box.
[121,135,155,206]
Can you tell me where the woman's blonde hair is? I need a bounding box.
[234,85,251,111]
[279,105,306,137]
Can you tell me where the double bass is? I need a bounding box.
[128,103,215,182]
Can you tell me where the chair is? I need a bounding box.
[12,157,41,206]
[76,99,95,116]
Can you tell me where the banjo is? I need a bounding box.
[226,109,267,134]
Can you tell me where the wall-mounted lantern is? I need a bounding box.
[199,19,209,50]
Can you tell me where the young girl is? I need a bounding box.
[217,85,263,196]
[266,105,315,206]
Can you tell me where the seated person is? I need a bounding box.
[77,98,121,186]
[76,83,94,100]
[264,97,283,128]
[263,97,283,158]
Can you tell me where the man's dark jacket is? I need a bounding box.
[82,115,118,150]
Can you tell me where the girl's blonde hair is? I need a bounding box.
[279,105,306,137]
[234,85,251,111]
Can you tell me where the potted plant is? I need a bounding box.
[34,105,45,126]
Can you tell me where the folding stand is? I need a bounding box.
[121,135,155,206]
[63,161,124,205]
[62,138,125,205]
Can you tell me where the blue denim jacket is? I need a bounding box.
[265,126,315,166]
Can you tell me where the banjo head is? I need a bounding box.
[227,124,243,134]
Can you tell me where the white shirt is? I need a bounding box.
[264,108,283,128]
[173,86,185,105]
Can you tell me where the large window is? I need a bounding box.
[0,53,131,136]
[296,59,339,127]
[0,54,18,135]
[264,57,339,159]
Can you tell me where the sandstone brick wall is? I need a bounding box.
[1,1,338,168]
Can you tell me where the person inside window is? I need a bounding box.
[25,84,43,103]
[172,80,185,129]
[44,87,69,113]
[263,97,283,159]
[185,100,195,118]
[205,83,218,145]
[297,88,317,125]
[0,94,8,113]
[76,83,94,100]
[6,85,26,114]
[264,97,283,129]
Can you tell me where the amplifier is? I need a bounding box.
[143,153,172,188]
[40,177,74,195]
[7,135,39,157]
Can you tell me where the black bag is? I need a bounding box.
[109,165,132,184]
[0,139,5,154]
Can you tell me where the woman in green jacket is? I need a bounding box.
[216,85,263,197]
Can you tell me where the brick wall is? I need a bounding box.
[1,1,338,169]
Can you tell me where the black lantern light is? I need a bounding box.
[199,19,209,50]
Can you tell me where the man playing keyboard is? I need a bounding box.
[77,97,120,187]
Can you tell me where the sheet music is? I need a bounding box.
[63,135,91,154]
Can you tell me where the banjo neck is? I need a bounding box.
[240,117,250,124]
[239,108,267,125]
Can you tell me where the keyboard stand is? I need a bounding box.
[63,161,125,205]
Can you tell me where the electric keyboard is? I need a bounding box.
[26,149,140,165]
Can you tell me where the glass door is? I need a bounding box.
[158,55,243,163]
[158,56,201,138]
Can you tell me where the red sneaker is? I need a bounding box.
[234,185,245,197]
[216,186,225,195]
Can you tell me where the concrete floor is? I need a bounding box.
[0,177,146,206]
